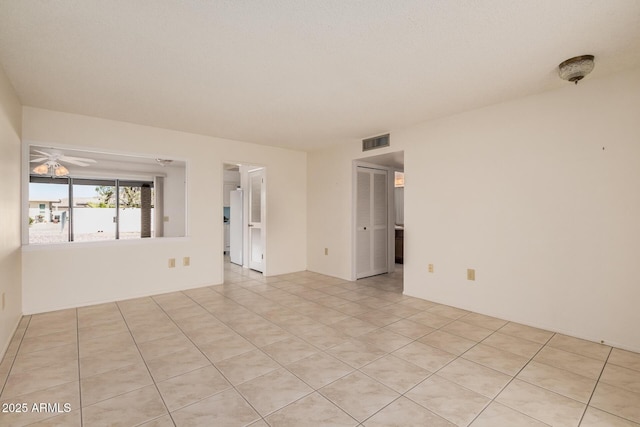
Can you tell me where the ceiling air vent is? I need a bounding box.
[362,134,390,152]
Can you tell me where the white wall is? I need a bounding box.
[0,64,22,359]
[22,107,307,314]
[307,68,640,352]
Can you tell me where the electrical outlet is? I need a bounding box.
[324,248,328,256]
[428,264,434,273]
[183,257,190,267]
[168,258,176,268]
[467,269,475,281]
[163,216,170,222]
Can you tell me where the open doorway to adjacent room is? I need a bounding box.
[352,150,404,290]
[222,162,267,282]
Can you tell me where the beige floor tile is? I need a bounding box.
[262,337,318,365]
[437,358,511,398]
[156,365,231,411]
[79,347,143,378]
[533,346,605,379]
[481,331,543,358]
[78,331,136,358]
[427,304,470,320]
[590,382,640,423]
[29,409,82,427]
[399,298,438,311]
[19,329,77,354]
[600,363,640,393]
[392,341,456,372]
[294,324,350,350]
[355,310,402,327]
[80,362,152,406]
[8,268,640,427]
[547,334,611,361]
[334,301,373,316]
[78,319,129,341]
[266,392,356,427]
[307,307,351,325]
[383,319,435,339]
[609,348,640,372]
[357,329,413,353]
[460,312,509,331]
[407,311,453,329]
[0,381,80,426]
[320,371,399,422]
[498,322,554,344]
[361,354,431,393]
[364,396,455,427]
[129,321,182,343]
[197,332,256,362]
[329,317,378,338]
[327,338,387,369]
[214,349,280,385]
[184,322,237,345]
[581,406,640,427]
[137,332,196,361]
[496,379,585,427]
[418,330,477,356]
[470,402,547,426]
[237,368,313,416]
[462,343,530,376]
[173,313,224,334]
[138,414,176,427]
[2,358,79,399]
[441,320,493,342]
[241,323,293,347]
[517,360,597,403]
[286,352,354,389]
[11,343,77,374]
[406,375,490,426]
[145,346,211,382]
[171,388,260,427]
[82,385,167,426]
[381,302,422,318]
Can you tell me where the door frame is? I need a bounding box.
[247,167,266,272]
[221,161,267,278]
[351,160,395,281]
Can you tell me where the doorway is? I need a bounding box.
[222,163,266,280]
[352,151,404,285]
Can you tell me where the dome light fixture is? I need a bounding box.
[558,55,595,85]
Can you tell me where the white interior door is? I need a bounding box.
[356,166,388,279]
[230,189,243,265]
[248,169,264,272]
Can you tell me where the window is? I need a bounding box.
[28,146,186,245]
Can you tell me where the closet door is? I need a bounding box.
[356,166,388,279]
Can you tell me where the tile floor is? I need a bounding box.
[1,262,639,426]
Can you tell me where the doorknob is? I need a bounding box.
[248,224,254,228]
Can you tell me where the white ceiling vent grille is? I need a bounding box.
[362,134,390,151]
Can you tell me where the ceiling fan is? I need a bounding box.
[30,149,97,177]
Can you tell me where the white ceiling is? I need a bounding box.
[1,1,639,152]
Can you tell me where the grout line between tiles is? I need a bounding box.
[114,300,177,427]
[576,346,613,426]
[75,307,83,427]
[149,292,270,425]
[464,331,557,426]
[0,315,32,399]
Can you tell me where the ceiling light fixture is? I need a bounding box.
[32,161,69,177]
[558,55,595,85]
